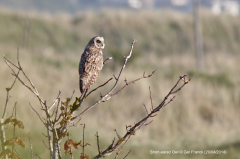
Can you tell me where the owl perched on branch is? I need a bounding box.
[79,36,105,94]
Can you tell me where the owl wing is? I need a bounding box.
[79,48,103,93]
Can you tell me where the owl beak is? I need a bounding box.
[101,44,105,49]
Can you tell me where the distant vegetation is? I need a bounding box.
[0,10,240,159]
[1,10,240,60]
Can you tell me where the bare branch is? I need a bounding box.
[123,150,131,159]
[29,103,46,127]
[149,86,154,111]
[3,55,20,69]
[13,148,24,159]
[103,57,112,65]
[29,136,34,159]
[111,71,156,97]
[113,129,121,140]
[71,118,82,127]
[93,75,190,158]
[42,133,48,138]
[17,47,21,69]
[163,96,175,107]
[124,77,128,85]
[82,124,86,157]
[2,70,20,119]
[5,59,45,108]
[69,90,75,101]
[113,74,117,80]
[49,91,61,110]
[11,102,17,117]
[0,119,7,158]
[43,140,50,150]
[143,104,149,115]
[29,136,42,159]
[51,107,57,120]
[85,77,113,98]
[15,133,30,151]
[16,48,40,96]
[54,97,61,123]
[95,132,101,155]
[171,75,189,94]
[143,120,153,126]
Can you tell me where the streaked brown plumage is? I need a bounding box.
[79,36,105,94]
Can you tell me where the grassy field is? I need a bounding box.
[1,9,240,159]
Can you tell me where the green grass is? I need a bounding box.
[188,71,234,87]
[1,9,240,159]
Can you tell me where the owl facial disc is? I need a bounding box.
[94,36,105,49]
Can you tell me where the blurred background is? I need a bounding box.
[0,0,240,159]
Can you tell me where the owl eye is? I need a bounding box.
[96,40,101,43]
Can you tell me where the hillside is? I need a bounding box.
[0,10,240,159]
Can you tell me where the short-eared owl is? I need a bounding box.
[79,36,105,94]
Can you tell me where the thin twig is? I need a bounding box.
[3,55,20,69]
[69,90,75,102]
[149,86,154,111]
[49,91,61,110]
[13,148,23,159]
[28,144,42,159]
[54,96,61,123]
[82,124,85,157]
[111,71,156,97]
[11,102,17,116]
[123,150,131,159]
[1,71,20,158]
[103,57,112,65]
[15,133,30,151]
[29,136,34,159]
[29,103,47,127]
[42,133,49,137]
[113,129,121,139]
[163,96,175,107]
[5,60,45,108]
[143,104,149,115]
[85,78,113,98]
[95,132,101,155]
[16,48,40,97]
[2,70,20,119]
[144,120,153,126]
[71,118,82,127]
[42,140,50,150]
[113,74,117,80]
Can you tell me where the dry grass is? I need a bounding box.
[1,9,240,159]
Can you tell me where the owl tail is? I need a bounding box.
[80,79,84,94]
[79,79,88,101]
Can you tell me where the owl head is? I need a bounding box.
[87,36,105,49]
